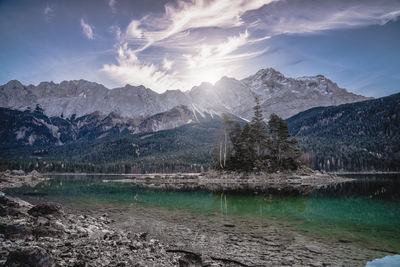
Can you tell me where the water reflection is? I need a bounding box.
[316,173,400,201]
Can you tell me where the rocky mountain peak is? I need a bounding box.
[4,80,24,89]
[250,68,285,81]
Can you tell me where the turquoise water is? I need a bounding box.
[7,173,400,253]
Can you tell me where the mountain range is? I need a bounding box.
[0,68,368,123]
[2,67,397,173]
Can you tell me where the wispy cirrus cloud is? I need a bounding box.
[130,0,273,46]
[243,0,400,35]
[102,0,400,93]
[80,18,94,40]
[103,0,272,92]
[102,43,182,91]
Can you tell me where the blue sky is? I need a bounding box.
[0,0,399,97]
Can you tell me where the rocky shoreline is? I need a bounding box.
[0,171,196,266]
[103,170,353,196]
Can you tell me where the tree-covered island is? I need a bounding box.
[213,97,304,173]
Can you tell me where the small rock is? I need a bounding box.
[139,232,148,240]
[37,216,49,225]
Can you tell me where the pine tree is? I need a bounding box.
[239,123,254,171]
[268,113,301,170]
[249,96,269,159]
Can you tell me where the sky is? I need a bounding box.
[0,0,399,97]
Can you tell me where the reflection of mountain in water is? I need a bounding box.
[314,174,400,201]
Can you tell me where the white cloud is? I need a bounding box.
[109,0,117,13]
[182,31,267,86]
[102,43,182,92]
[103,31,265,91]
[104,0,272,91]
[110,25,122,41]
[163,58,173,70]
[243,0,400,34]
[103,0,400,93]
[80,18,94,40]
[126,0,273,47]
[44,3,52,15]
[126,20,143,39]
[380,9,400,24]
[43,3,53,21]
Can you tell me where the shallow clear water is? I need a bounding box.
[7,173,400,253]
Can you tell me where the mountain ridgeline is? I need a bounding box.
[0,68,368,121]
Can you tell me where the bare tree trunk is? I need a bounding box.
[219,141,223,169]
[223,130,227,167]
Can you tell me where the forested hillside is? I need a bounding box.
[0,118,221,173]
[287,93,400,171]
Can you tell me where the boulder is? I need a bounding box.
[5,246,54,267]
[28,202,64,217]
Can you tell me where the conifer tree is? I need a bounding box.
[268,113,301,170]
[249,96,269,159]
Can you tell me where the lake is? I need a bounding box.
[6,173,400,261]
